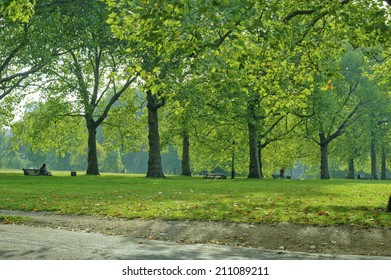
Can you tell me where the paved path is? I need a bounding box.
[1,224,390,260]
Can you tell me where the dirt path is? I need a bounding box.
[1,210,390,257]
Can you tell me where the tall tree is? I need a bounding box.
[106,0,260,177]
[304,47,376,179]
[103,0,389,178]
[39,0,137,175]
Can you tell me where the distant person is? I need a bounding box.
[40,163,52,176]
[280,167,285,178]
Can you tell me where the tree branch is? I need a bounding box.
[327,100,365,144]
[284,10,316,23]
[95,75,137,127]
[0,24,28,75]
[327,81,359,133]
[0,63,45,84]
[284,1,351,23]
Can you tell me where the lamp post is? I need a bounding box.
[231,140,235,179]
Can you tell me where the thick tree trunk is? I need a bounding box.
[86,122,100,175]
[381,146,386,180]
[258,142,264,178]
[347,158,355,179]
[248,122,261,178]
[371,136,378,180]
[181,134,191,176]
[320,141,330,179]
[146,91,165,178]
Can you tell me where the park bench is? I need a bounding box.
[22,168,41,176]
[22,168,52,176]
[203,173,227,179]
[272,174,291,179]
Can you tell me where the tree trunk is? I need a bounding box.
[231,142,235,179]
[371,135,378,180]
[320,138,330,179]
[248,121,261,178]
[381,146,386,180]
[181,134,191,176]
[57,151,62,171]
[347,158,355,179]
[146,90,165,178]
[258,142,264,178]
[86,122,100,175]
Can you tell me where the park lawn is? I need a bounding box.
[0,171,390,227]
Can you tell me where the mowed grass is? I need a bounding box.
[0,171,390,227]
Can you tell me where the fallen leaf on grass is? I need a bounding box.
[317,211,329,216]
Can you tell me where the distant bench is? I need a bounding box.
[22,168,41,176]
[22,168,52,176]
[272,174,291,179]
[203,173,227,179]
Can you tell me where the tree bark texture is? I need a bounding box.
[258,142,264,178]
[371,135,378,180]
[347,158,355,179]
[320,140,330,179]
[181,134,191,176]
[86,120,100,175]
[248,121,261,178]
[146,90,165,178]
[381,146,386,180]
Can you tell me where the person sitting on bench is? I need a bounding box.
[280,167,285,178]
[40,163,52,176]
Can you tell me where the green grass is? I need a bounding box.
[0,215,31,224]
[0,171,390,227]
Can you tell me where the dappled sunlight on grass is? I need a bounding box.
[0,172,390,227]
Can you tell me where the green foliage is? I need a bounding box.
[3,0,391,179]
[0,0,55,105]
[0,0,35,22]
[101,149,124,173]
[103,89,147,153]
[12,100,86,156]
[0,128,24,168]
[69,141,105,171]
[302,47,378,160]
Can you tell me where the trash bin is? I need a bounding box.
[71,171,77,176]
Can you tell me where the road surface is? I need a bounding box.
[1,224,389,260]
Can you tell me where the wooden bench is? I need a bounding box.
[272,174,291,179]
[22,168,52,176]
[203,173,227,179]
[23,169,41,176]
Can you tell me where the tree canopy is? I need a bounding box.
[1,0,391,179]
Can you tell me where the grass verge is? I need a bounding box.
[0,214,31,224]
[0,171,390,227]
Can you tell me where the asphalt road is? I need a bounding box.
[1,224,390,260]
